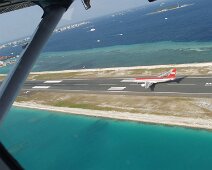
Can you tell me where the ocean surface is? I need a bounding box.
[1,0,212,73]
[1,108,212,170]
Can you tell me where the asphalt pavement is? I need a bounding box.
[20,75,212,97]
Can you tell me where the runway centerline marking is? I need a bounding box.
[44,80,62,83]
[63,79,90,80]
[32,86,50,89]
[108,87,126,91]
[73,84,88,86]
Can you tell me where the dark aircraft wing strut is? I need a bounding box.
[0,5,67,123]
[0,3,71,169]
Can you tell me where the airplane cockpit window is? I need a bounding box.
[0,0,212,169]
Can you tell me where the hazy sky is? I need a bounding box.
[0,0,160,43]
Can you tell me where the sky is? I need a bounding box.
[0,0,158,43]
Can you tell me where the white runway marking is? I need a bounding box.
[167,84,196,86]
[32,86,50,89]
[73,84,88,86]
[63,79,89,80]
[205,83,212,86]
[99,84,117,86]
[44,80,62,83]
[108,87,126,91]
[121,79,135,82]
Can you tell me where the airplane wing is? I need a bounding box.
[144,82,154,88]
[122,79,154,88]
[0,1,35,14]
[0,0,92,14]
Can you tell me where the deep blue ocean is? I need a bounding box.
[0,0,212,73]
[1,0,212,169]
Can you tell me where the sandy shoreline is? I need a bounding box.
[1,62,211,79]
[14,102,212,130]
[28,62,212,74]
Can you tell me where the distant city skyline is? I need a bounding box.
[0,0,161,44]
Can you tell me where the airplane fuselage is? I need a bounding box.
[122,68,177,89]
[135,77,176,84]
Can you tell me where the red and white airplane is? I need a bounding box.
[122,68,177,89]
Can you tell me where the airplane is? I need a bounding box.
[0,0,158,169]
[122,68,177,90]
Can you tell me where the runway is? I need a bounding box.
[20,75,212,97]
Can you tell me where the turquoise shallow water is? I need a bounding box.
[1,107,212,170]
[35,41,212,71]
[1,41,212,74]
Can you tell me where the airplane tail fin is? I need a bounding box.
[158,68,177,78]
[167,68,176,78]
